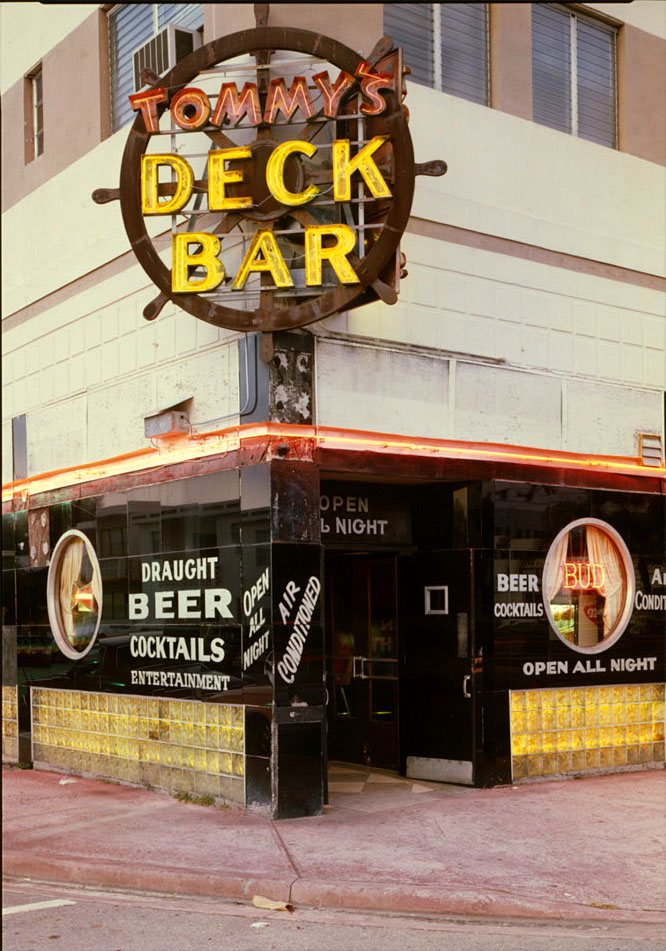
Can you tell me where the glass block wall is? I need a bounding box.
[31,688,245,803]
[2,685,19,762]
[510,684,665,780]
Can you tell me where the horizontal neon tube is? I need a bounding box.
[3,423,664,503]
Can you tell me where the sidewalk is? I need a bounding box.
[3,763,665,923]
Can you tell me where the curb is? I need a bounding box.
[4,851,665,926]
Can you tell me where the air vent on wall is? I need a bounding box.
[132,24,201,93]
[638,434,664,467]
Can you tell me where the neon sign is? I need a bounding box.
[562,561,606,591]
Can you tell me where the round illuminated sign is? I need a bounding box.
[115,27,416,333]
[47,530,103,660]
[542,518,635,654]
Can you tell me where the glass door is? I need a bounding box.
[325,555,399,769]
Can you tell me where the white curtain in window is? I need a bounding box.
[586,526,624,637]
[58,539,84,645]
[545,533,570,602]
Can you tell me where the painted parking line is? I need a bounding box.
[2,899,76,917]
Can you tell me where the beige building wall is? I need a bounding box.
[2,2,665,484]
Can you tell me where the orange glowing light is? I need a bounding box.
[71,582,96,613]
[562,562,605,591]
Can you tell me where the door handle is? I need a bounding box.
[462,674,471,699]
[352,656,368,679]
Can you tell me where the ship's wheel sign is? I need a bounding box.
[94,18,446,333]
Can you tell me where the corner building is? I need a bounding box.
[2,2,664,818]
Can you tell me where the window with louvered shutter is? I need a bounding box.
[532,4,616,148]
[109,3,203,133]
[383,3,488,104]
[383,3,434,88]
[440,4,488,105]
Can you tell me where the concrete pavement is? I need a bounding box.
[2,763,665,924]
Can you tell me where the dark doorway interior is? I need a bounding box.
[324,554,399,769]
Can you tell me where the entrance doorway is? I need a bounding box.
[325,554,399,769]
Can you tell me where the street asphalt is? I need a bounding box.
[2,762,665,924]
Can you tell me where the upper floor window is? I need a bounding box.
[109,3,203,133]
[25,64,44,161]
[532,4,617,148]
[383,3,488,106]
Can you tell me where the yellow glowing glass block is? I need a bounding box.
[527,733,542,754]
[219,706,232,727]
[571,706,585,728]
[654,742,665,762]
[626,725,639,744]
[184,747,195,769]
[542,709,556,730]
[640,703,652,722]
[232,753,244,776]
[194,749,206,770]
[526,710,541,732]
[653,702,665,721]
[586,749,600,769]
[598,686,613,704]
[527,755,543,775]
[584,687,599,706]
[599,705,613,726]
[230,729,243,752]
[510,692,525,712]
[626,684,640,702]
[206,750,219,773]
[627,745,640,765]
[640,684,655,701]
[542,732,557,753]
[571,688,586,707]
[183,702,194,722]
[540,691,556,711]
[220,727,232,750]
[512,733,527,755]
[638,744,653,763]
[613,746,627,766]
[558,752,572,772]
[557,708,572,730]
[626,704,639,723]
[655,685,665,701]
[612,704,627,725]
[612,685,626,703]
[556,689,571,708]
[586,705,599,727]
[232,707,244,729]
[194,724,205,747]
[572,730,585,751]
[557,731,572,751]
[599,727,613,747]
[525,692,539,711]
[511,712,526,734]
[572,751,586,771]
[512,756,528,779]
[206,726,219,748]
[653,722,665,743]
[600,747,613,767]
[613,726,626,746]
[220,752,232,775]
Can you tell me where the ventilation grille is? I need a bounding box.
[132,24,200,93]
[639,434,664,467]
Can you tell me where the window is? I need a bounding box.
[542,519,634,654]
[383,3,488,105]
[25,64,44,160]
[47,530,103,660]
[109,3,203,132]
[532,4,617,148]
